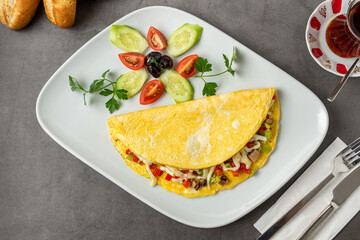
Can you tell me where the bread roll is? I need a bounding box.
[43,0,76,28]
[0,0,41,30]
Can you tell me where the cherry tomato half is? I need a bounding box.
[140,80,164,105]
[118,53,145,70]
[147,26,167,50]
[176,54,198,78]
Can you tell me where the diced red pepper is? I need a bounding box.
[266,114,270,118]
[215,165,222,170]
[232,171,239,177]
[192,171,196,175]
[230,162,236,168]
[272,95,276,100]
[132,155,139,163]
[247,142,256,148]
[215,169,222,176]
[238,163,246,172]
[153,168,163,177]
[181,170,189,174]
[149,163,156,169]
[165,173,172,181]
[244,168,251,174]
[126,149,133,155]
[182,179,191,188]
[174,176,180,179]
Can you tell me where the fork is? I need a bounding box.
[257,137,360,240]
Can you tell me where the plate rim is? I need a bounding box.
[36,5,329,228]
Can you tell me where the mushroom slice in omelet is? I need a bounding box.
[107,88,280,198]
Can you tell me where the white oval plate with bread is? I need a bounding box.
[36,6,329,228]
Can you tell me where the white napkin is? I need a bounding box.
[254,137,360,240]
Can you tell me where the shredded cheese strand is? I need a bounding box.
[221,151,241,171]
[240,149,252,169]
[207,166,215,189]
[160,166,174,176]
[270,99,275,108]
[243,141,261,152]
[138,156,157,186]
[202,168,209,179]
[145,163,157,187]
[171,178,184,183]
[250,134,267,142]
[167,166,185,177]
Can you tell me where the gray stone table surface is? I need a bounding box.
[1,0,359,239]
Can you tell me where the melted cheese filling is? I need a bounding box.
[137,134,264,188]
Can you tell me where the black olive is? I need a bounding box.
[145,52,162,66]
[160,55,173,69]
[220,175,228,182]
[147,64,161,78]
[218,175,229,186]
[199,179,206,186]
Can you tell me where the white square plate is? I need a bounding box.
[36,6,329,228]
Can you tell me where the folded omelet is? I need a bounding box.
[108,88,280,197]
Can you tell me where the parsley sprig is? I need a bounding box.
[195,47,237,96]
[69,69,128,114]
[149,58,162,68]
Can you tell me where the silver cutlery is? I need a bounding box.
[328,56,360,102]
[257,137,360,240]
[298,165,360,239]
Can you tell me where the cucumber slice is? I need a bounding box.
[159,70,194,103]
[110,25,148,53]
[167,23,203,57]
[116,69,148,98]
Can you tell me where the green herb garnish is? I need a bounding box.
[69,69,128,114]
[264,129,272,139]
[260,142,271,153]
[210,175,220,184]
[125,155,134,161]
[195,169,203,175]
[225,163,232,168]
[149,58,162,69]
[195,47,237,96]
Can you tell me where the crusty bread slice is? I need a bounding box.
[0,0,41,30]
[43,0,76,28]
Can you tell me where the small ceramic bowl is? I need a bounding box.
[305,0,360,77]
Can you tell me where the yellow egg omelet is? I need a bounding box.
[108,88,280,198]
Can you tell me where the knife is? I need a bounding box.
[298,166,360,239]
